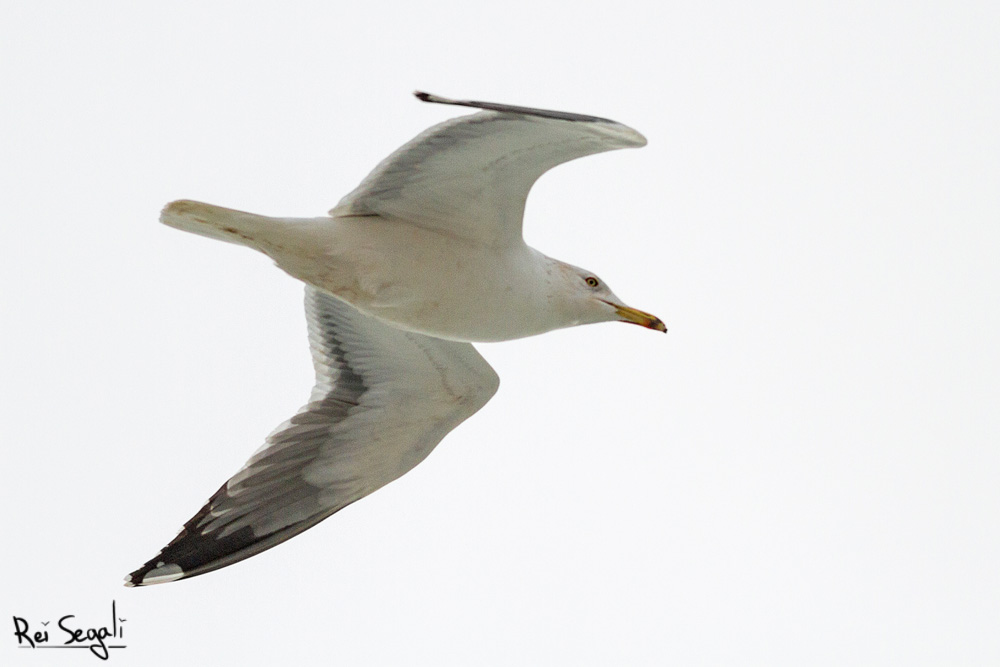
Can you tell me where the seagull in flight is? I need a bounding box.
[126,92,665,587]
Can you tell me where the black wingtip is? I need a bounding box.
[411,90,620,124]
[414,91,454,105]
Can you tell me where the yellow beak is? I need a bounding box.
[608,302,667,333]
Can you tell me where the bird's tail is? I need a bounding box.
[159,200,275,251]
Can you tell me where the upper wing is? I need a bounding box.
[330,92,647,247]
[126,286,498,586]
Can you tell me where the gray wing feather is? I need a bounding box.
[331,92,647,246]
[126,287,498,586]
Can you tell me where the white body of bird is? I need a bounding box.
[163,200,612,341]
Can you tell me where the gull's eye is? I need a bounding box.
[585,276,600,288]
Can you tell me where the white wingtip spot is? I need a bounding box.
[138,563,185,586]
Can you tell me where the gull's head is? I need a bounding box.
[550,260,667,333]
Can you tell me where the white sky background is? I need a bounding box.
[2,1,998,665]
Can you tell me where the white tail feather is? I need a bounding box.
[159,200,274,250]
